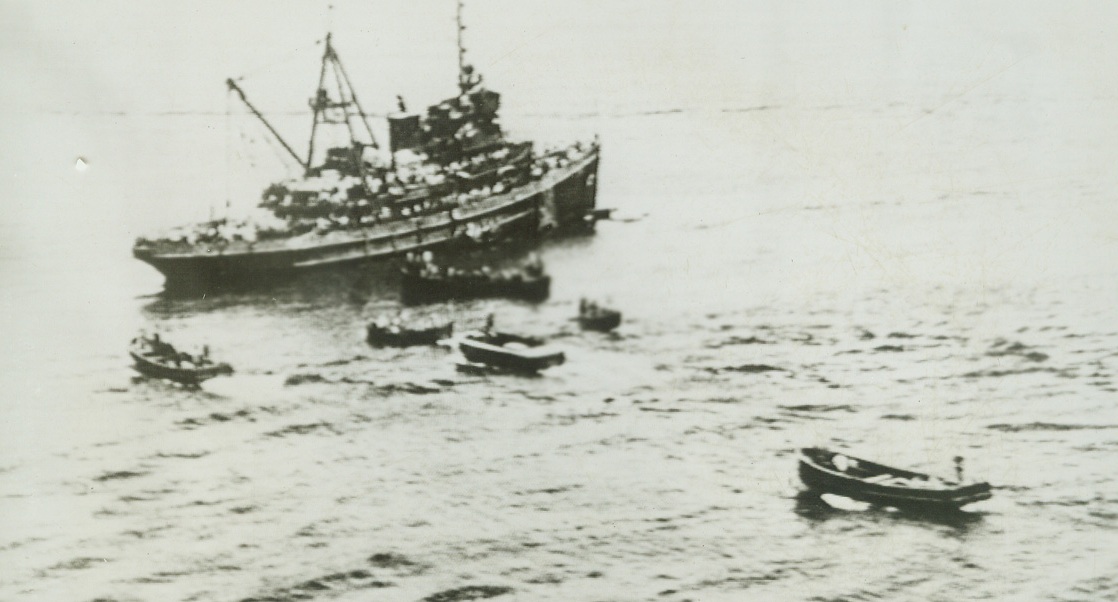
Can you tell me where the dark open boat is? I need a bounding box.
[129,338,233,386]
[458,331,565,373]
[366,318,453,347]
[577,299,621,332]
[798,447,992,510]
[401,263,550,304]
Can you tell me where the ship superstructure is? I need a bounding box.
[134,3,599,286]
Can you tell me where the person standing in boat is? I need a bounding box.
[150,333,175,359]
[524,253,544,278]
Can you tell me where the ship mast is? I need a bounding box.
[306,33,379,177]
[305,35,332,176]
[457,0,469,95]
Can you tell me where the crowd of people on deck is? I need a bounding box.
[259,143,539,222]
[421,67,503,160]
[134,214,294,250]
[139,140,594,248]
[530,142,590,180]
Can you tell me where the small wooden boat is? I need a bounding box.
[129,337,233,386]
[458,330,565,373]
[798,447,992,510]
[366,318,453,347]
[577,299,621,332]
[401,268,550,304]
[400,256,551,304]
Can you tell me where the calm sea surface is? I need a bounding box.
[2,2,1117,601]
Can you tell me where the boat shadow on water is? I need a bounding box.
[792,490,987,531]
[454,361,546,378]
[127,374,230,400]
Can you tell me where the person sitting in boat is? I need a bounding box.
[832,454,857,472]
[174,351,193,368]
[524,254,544,277]
[148,333,175,358]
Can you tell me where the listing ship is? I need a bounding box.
[133,3,600,287]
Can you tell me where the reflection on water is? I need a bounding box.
[793,491,986,532]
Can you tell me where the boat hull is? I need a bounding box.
[134,150,600,288]
[401,272,550,304]
[366,322,453,347]
[578,310,621,332]
[458,334,565,373]
[798,448,992,511]
[130,351,233,386]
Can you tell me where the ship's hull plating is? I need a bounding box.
[134,151,600,286]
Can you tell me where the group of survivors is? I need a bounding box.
[142,142,593,249]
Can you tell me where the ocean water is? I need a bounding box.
[2,1,1118,601]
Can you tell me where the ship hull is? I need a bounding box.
[134,151,599,288]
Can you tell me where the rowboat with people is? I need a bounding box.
[366,315,454,347]
[577,298,621,332]
[798,447,993,511]
[400,253,550,304]
[132,2,600,289]
[129,334,233,386]
[458,326,565,373]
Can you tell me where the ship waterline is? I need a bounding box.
[134,148,599,284]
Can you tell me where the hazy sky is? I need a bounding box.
[4,0,1116,117]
